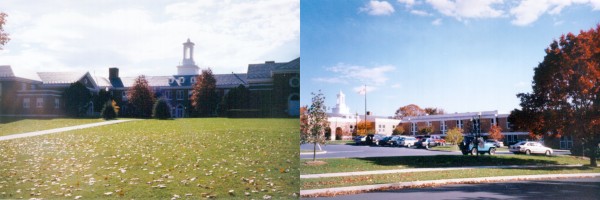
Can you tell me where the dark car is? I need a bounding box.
[379,136,394,146]
[366,134,386,146]
[353,136,366,145]
[388,136,403,146]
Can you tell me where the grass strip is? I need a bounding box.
[301,167,600,190]
[301,155,588,175]
[0,118,104,136]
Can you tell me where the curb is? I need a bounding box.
[300,151,327,155]
[300,173,600,197]
[300,164,584,179]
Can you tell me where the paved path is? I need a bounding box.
[0,119,137,141]
[301,164,584,179]
[304,177,600,199]
[300,173,600,198]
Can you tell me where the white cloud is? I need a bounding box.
[325,63,395,86]
[432,18,443,25]
[360,0,396,16]
[509,0,597,26]
[398,0,417,7]
[410,10,432,16]
[313,77,348,84]
[426,0,504,20]
[390,83,402,88]
[0,0,299,79]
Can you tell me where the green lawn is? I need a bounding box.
[302,167,600,190]
[0,118,104,136]
[0,118,299,199]
[325,140,355,145]
[301,155,588,175]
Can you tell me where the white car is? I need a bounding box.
[509,141,553,156]
[398,137,417,148]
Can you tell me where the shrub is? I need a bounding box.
[153,98,172,119]
[101,101,117,120]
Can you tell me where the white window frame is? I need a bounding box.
[21,83,27,91]
[191,77,196,83]
[457,120,463,129]
[440,121,447,134]
[176,90,184,100]
[122,91,127,100]
[411,123,418,135]
[23,98,30,109]
[179,77,185,83]
[491,118,497,127]
[427,121,431,127]
[54,98,60,109]
[165,90,172,100]
[506,120,511,129]
[36,98,44,108]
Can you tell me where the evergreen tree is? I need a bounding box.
[153,98,172,119]
[101,101,117,120]
[63,82,92,117]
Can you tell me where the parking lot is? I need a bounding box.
[300,143,570,159]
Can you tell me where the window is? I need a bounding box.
[179,77,185,83]
[36,98,44,108]
[122,91,127,100]
[506,120,511,129]
[440,121,447,134]
[289,77,300,88]
[427,121,431,127]
[176,90,184,100]
[23,98,30,109]
[164,91,172,100]
[457,120,463,129]
[55,98,60,109]
[491,118,497,126]
[191,77,196,83]
[411,123,418,135]
[188,90,193,99]
[22,83,27,91]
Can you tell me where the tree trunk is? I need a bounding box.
[313,141,317,161]
[591,144,598,167]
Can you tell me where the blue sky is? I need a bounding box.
[0,0,299,80]
[301,0,600,117]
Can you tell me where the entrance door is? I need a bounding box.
[176,104,184,118]
[288,94,299,116]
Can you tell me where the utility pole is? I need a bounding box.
[364,84,367,134]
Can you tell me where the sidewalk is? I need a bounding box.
[0,119,138,141]
[300,173,600,197]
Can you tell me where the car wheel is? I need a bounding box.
[489,148,496,155]
[525,149,531,155]
[471,147,477,155]
[545,150,551,156]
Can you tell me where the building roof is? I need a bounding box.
[37,71,88,84]
[0,65,15,77]
[273,57,300,73]
[247,61,286,80]
[92,76,112,87]
[117,73,247,88]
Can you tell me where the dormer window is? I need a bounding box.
[191,77,196,83]
[179,77,185,83]
[169,78,175,84]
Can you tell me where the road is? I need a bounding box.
[300,143,460,159]
[300,144,570,159]
[304,177,600,200]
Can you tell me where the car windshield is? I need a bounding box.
[515,141,527,146]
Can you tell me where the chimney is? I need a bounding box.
[109,68,119,79]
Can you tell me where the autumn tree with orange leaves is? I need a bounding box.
[488,125,504,141]
[510,25,600,167]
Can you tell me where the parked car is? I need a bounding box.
[379,136,394,146]
[486,139,504,148]
[388,136,404,146]
[509,141,553,156]
[458,136,497,155]
[398,137,417,147]
[366,134,386,146]
[430,135,446,146]
[415,138,437,149]
[353,136,366,145]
